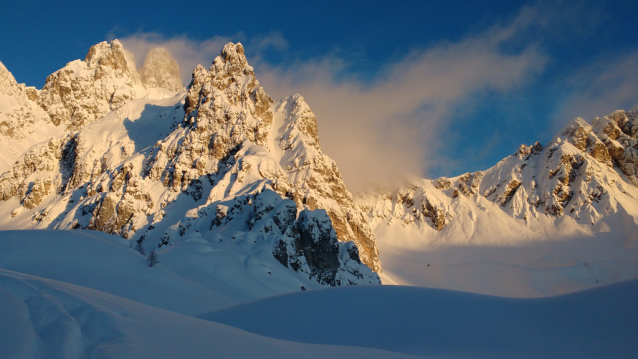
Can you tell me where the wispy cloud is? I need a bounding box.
[115,2,631,191]
[118,33,233,84]
[248,31,288,52]
[118,32,291,85]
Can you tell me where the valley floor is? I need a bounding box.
[373,210,638,297]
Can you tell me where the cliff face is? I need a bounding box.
[270,95,381,271]
[0,41,381,287]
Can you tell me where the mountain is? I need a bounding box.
[357,108,638,296]
[1,38,637,299]
[0,40,381,296]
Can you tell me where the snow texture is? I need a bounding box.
[0,229,634,358]
[0,268,414,359]
[202,280,638,358]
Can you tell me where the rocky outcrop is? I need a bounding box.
[591,109,638,185]
[271,94,382,272]
[37,40,143,131]
[358,184,452,231]
[144,42,274,194]
[0,61,30,98]
[207,189,380,285]
[0,61,58,173]
[140,48,183,92]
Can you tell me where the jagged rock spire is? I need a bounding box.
[37,39,143,131]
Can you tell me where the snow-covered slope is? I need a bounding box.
[0,41,381,291]
[358,108,638,296]
[1,230,635,358]
[0,229,373,313]
[0,268,416,359]
[0,61,63,173]
[201,280,638,358]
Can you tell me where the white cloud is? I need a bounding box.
[248,31,289,52]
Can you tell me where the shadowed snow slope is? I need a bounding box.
[0,229,372,314]
[201,280,638,358]
[0,269,419,359]
[0,229,237,315]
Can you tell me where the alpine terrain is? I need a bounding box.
[0,39,636,358]
[0,39,381,298]
[358,108,638,296]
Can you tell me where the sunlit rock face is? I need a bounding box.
[140,48,183,92]
[590,109,638,185]
[0,61,61,173]
[0,41,381,287]
[37,40,144,131]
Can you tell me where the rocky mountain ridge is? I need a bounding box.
[0,40,381,288]
[357,107,638,248]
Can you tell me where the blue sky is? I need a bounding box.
[1,0,637,188]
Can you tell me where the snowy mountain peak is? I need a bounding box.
[270,93,382,272]
[0,61,57,173]
[84,39,138,77]
[0,61,20,97]
[140,48,183,92]
[0,61,38,100]
[359,107,638,244]
[275,94,320,146]
[37,39,145,131]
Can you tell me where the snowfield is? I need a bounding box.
[373,215,638,297]
[0,269,417,359]
[0,230,636,358]
[202,280,638,358]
